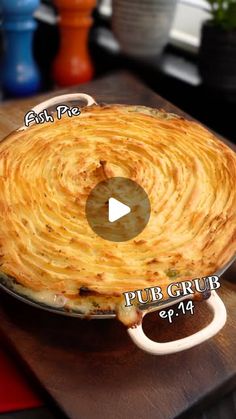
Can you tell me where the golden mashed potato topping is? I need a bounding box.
[0,104,235,321]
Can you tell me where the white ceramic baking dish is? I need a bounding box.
[0,93,234,355]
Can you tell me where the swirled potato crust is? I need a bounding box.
[0,105,235,320]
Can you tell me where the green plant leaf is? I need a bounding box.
[224,2,236,29]
[206,0,236,29]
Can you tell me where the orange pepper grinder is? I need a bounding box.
[53,0,96,87]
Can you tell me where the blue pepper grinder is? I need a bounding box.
[1,0,41,97]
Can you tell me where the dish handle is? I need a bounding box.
[19,93,97,130]
[127,291,227,355]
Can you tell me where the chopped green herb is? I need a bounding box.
[165,269,180,278]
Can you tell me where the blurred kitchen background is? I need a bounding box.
[0,0,236,142]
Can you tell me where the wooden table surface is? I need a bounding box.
[0,72,235,419]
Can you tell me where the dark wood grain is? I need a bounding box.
[0,71,235,419]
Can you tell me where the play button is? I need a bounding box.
[108,198,131,223]
[85,177,151,242]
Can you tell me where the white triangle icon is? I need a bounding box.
[108,197,131,223]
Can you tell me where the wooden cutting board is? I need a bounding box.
[0,72,236,419]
